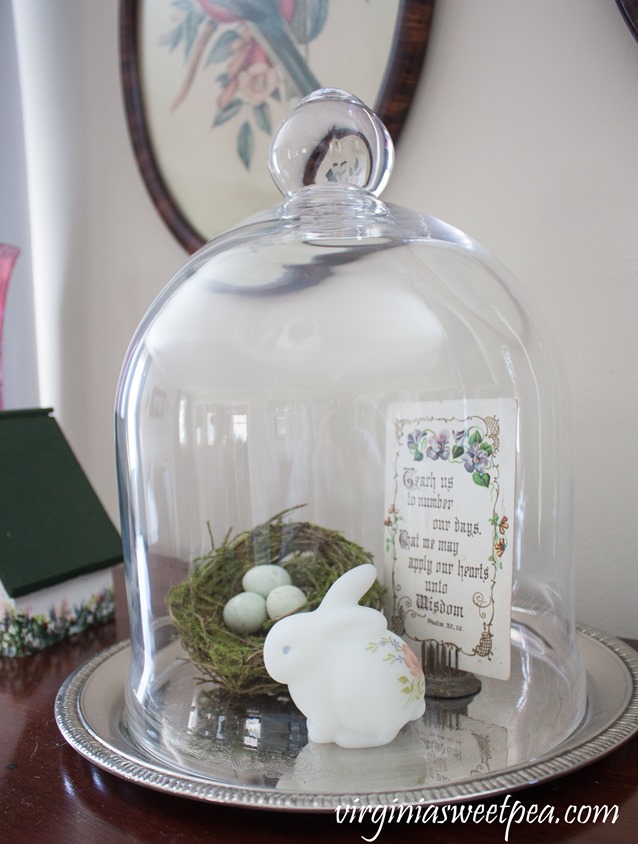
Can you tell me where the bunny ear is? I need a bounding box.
[318,563,378,612]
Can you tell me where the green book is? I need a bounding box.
[0,408,122,597]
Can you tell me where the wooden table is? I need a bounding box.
[2,566,637,843]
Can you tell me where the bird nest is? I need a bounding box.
[166,507,386,697]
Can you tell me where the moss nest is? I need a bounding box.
[166,507,386,697]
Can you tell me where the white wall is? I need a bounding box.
[388,0,638,638]
[7,0,637,637]
[0,1,38,406]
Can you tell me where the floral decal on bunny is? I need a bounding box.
[365,635,425,708]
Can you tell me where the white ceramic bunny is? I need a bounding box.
[263,563,426,748]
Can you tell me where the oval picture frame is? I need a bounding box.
[120,0,436,252]
[617,0,638,43]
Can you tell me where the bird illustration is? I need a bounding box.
[196,0,322,98]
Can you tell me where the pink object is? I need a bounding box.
[0,244,20,410]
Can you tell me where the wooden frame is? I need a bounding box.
[617,0,638,43]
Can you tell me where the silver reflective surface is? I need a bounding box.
[55,626,638,811]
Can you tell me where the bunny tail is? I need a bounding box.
[318,563,378,611]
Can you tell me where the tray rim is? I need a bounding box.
[55,624,638,812]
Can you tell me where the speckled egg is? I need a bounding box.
[241,564,292,598]
[222,591,268,634]
[266,584,307,620]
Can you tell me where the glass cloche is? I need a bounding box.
[115,89,586,791]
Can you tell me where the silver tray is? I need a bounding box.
[55,625,638,811]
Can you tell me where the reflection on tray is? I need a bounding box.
[155,687,508,793]
[56,629,638,810]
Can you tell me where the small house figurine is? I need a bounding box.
[0,408,122,656]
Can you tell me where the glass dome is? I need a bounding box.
[115,89,586,788]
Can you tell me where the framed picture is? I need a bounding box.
[120,0,437,252]
[617,0,638,43]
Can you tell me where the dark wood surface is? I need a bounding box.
[1,565,637,843]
